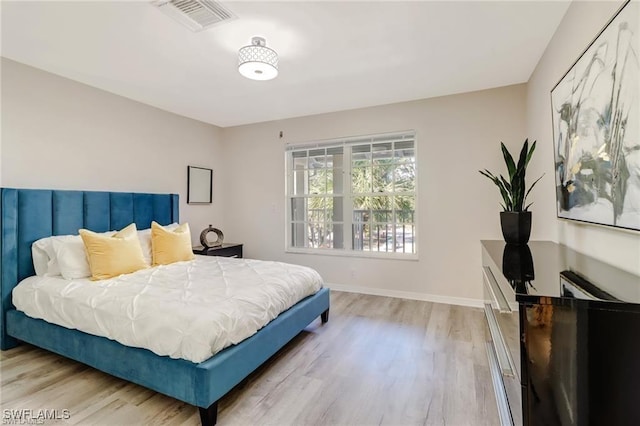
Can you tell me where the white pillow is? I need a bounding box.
[31,231,114,278]
[53,237,92,280]
[32,243,52,276]
[32,234,79,277]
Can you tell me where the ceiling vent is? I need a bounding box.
[152,0,236,32]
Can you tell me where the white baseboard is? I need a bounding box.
[325,283,484,308]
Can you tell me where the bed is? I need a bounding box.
[0,188,330,425]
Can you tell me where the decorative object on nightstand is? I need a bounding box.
[199,224,224,248]
[193,243,243,258]
[479,139,544,245]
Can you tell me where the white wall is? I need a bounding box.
[526,0,640,275]
[1,58,224,242]
[10,2,635,306]
[220,85,529,305]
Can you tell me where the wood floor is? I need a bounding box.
[0,291,498,425]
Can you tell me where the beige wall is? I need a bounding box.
[1,58,224,242]
[526,0,640,275]
[220,85,529,304]
[8,1,635,306]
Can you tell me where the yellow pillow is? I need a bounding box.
[151,221,195,266]
[79,223,148,280]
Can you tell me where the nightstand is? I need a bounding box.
[193,243,243,258]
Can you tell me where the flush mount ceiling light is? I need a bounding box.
[238,36,278,81]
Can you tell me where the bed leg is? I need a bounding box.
[199,401,218,426]
[321,309,329,323]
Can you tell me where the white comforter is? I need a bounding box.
[12,256,323,363]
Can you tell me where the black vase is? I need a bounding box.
[500,211,532,245]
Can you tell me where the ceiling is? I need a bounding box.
[1,1,571,128]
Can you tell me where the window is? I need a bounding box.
[286,131,416,256]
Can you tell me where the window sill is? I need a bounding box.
[285,247,419,261]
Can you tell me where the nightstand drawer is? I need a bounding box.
[193,243,243,258]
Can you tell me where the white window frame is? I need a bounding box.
[284,130,418,260]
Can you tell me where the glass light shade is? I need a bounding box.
[238,37,278,81]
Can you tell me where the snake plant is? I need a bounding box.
[479,139,543,212]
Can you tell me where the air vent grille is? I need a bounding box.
[152,0,236,32]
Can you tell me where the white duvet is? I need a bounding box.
[12,256,323,363]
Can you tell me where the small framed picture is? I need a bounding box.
[187,166,212,204]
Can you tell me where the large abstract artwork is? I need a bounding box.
[551,0,639,231]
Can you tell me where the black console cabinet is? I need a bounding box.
[193,243,243,258]
[482,240,640,426]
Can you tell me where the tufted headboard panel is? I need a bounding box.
[0,188,179,349]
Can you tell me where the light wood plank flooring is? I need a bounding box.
[0,291,498,425]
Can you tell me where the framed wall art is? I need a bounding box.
[187,166,213,204]
[551,0,639,231]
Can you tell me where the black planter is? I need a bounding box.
[500,211,532,245]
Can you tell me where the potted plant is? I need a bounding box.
[479,139,543,244]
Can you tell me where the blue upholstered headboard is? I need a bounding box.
[0,188,179,349]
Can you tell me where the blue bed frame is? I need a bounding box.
[0,188,330,425]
